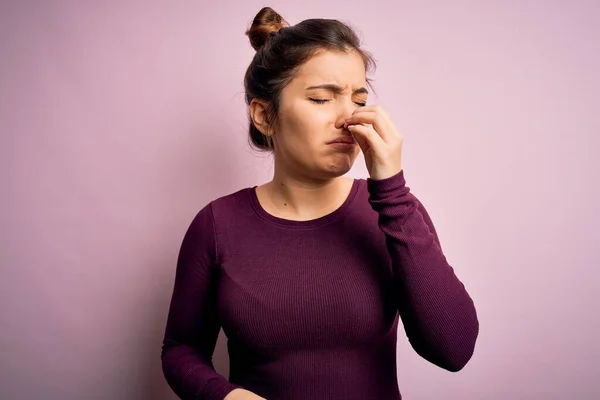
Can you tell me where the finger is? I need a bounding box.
[351,105,393,126]
[347,123,385,155]
[352,105,390,117]
[345,111,394,143]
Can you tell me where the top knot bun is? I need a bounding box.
[245,7,289,51]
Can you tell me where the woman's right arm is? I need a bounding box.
[161,204,247,400]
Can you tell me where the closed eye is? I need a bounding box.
[309,98,366,107]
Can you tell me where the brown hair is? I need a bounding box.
[244,7,376,153]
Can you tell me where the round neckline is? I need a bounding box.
[248,178,361,228]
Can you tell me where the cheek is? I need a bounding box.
[282,106,332,143]
[302,106,336,137]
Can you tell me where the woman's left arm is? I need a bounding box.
[346,105,479,372]
[367,170,479,372]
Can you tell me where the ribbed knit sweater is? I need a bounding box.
[161,169,479,400]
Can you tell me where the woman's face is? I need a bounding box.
[271,49,368,180]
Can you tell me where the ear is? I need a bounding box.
[249,99,273,136]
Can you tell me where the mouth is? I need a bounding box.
[327,137,356,145]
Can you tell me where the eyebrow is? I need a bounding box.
[305,84,368,95]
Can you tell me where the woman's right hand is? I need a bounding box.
[224,388,267,400]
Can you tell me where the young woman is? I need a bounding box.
[161,7,479,400]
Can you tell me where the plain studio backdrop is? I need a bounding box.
[1,1,598,399]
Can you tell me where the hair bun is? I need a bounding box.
[245,7,289,51]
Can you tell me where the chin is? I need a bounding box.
[322,162,354,177]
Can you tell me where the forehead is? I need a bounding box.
[293,50,367,88]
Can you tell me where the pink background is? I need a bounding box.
[2,1,598,399]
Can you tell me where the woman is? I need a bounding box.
[161,7,479,400]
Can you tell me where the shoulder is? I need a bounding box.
[208,185,254,214]
[188,185,259,234]
[186,186,252,227]
[352,177,370,199]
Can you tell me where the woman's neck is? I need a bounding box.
[255,174,354,221]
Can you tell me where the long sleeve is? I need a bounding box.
[367,169,479,372]
[161,204,244,399]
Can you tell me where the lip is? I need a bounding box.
[327,137,356,145]
[328,141,357,151]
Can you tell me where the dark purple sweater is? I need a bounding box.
[161,169,479,400]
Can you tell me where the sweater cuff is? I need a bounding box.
[366,169,407,197]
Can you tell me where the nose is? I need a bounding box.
[335,98,356,130]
